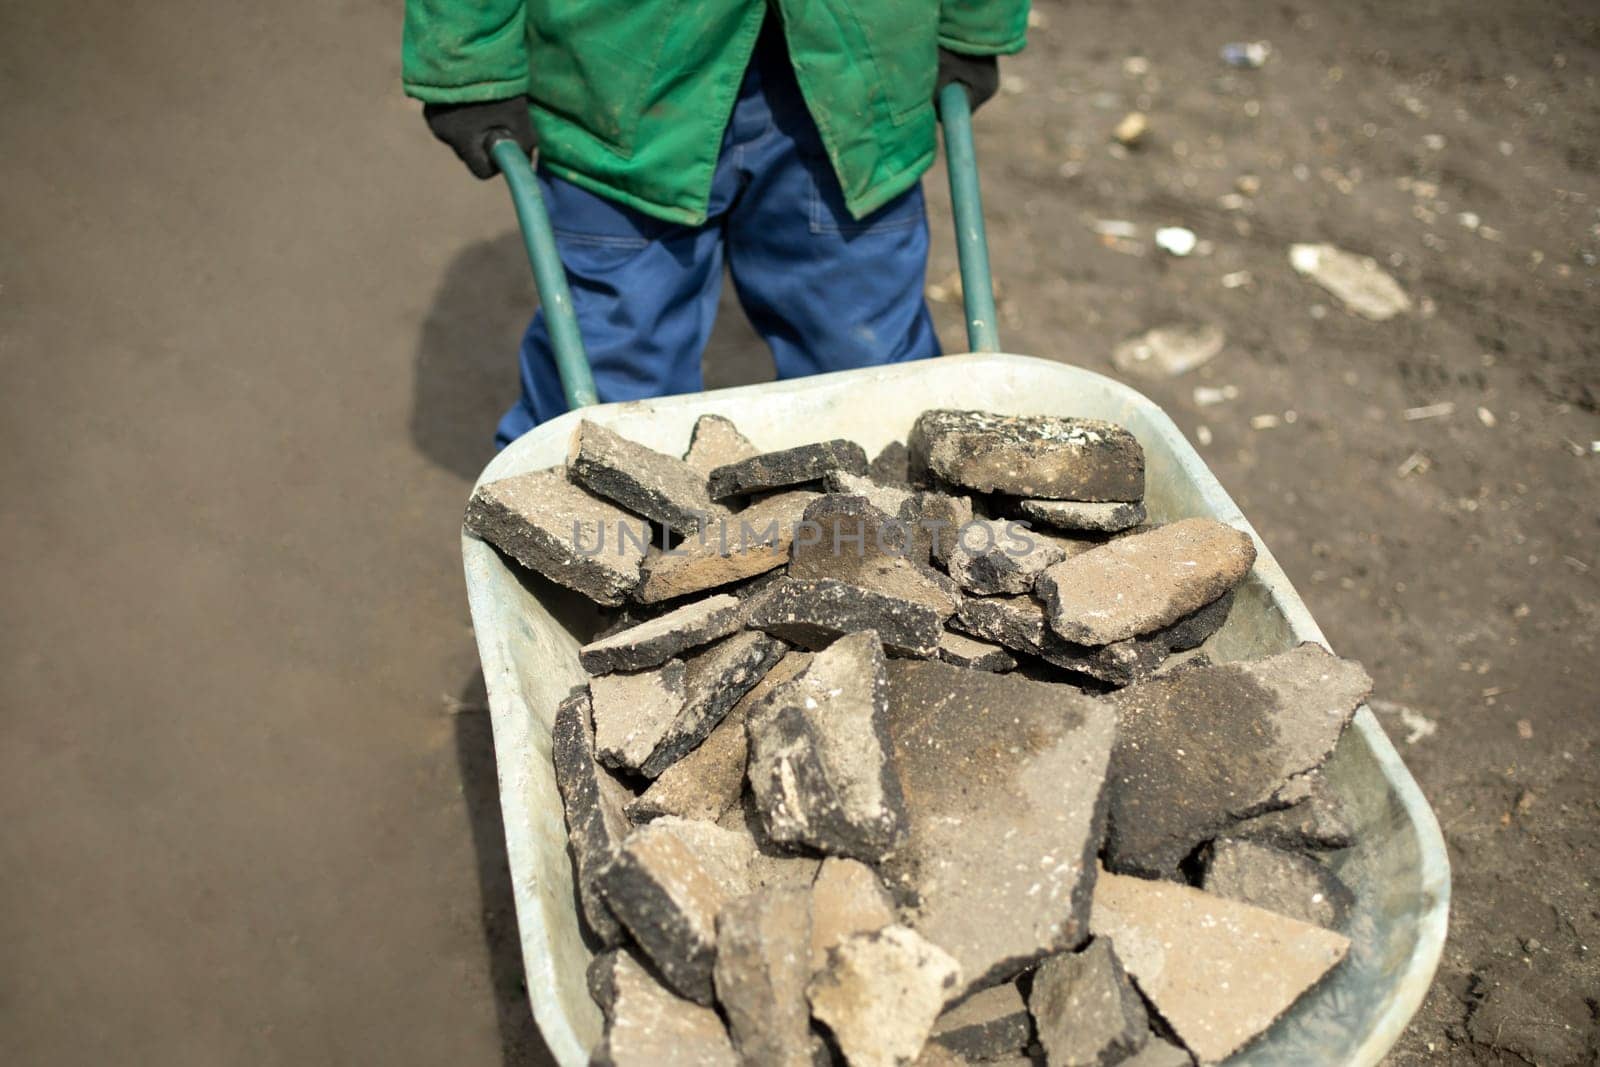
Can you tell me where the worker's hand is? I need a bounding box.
[422,97,536,180]
[936,49,1000,112]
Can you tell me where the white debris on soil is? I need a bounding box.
[1154,227,1198,256]
[1370,699,1438,744]
[1289,243,1413,321]
[1112,323,1225,378]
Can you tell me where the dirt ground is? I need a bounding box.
[2,1,1595,1064]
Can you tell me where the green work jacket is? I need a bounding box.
[402,0,1029,225]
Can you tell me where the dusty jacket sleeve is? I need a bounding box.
[938,0,1031,55]
[402,0,529,103]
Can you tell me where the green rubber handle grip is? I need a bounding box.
[937,82,1001,353]
[489,136,599,410]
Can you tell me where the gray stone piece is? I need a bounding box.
[944,519,1090,596]
[1118,1038,1193,1067]
[808,857,898,974]
[910,491,975,569]
[1029,939,1148,1067]
[1015,498,1148,534]
[746,631,908,862]
[627,651,813,825]
[869,440,912,486]
[1227,770,1354,851]
[684,413,761,475]
[745,577,943,658]
[709,440,870,499]
[808,925,963,1067]
[823,470,916,518]
[578,593,744,674]
[908,410,1144,502]
[592,950,738,1067]
[930,981,1033,1061]
[590,661,687,773]
[464,466,650,606]
[551,690,633,946]
[1201,838,1354,930]
[934,629,1018,673]
[567,419,727,538]
[1090,871,1350,1064]
[1036,518,1256,646]
[1103,644,1373,879]
[635,630,786,779]
[789,495,961,617]
[714,888,816,1067]
[597,816,758,1004]
[953,591,1233,687]
[881,660,1117,992]
[635,490,819,603]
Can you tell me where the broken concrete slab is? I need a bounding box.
[908,410,1144,502]
[592,949,738,1067]
[684,413,760,475]
[1227,770,1354,852]
[709,440,869,499]
[881,660,1117,991]
[747,631,908,862]
[934,629,1017,673]
[464,467,650,606]
[808,925,962,1067]
[568,419,728,537]
[1200,838,1354,930]
[1016,498,1147,535]
[551,690,633,946]
[578,593,744,674]
[869,440,912,486]
[1036,518,1256,646]
[597,815,758,1004]
[633,630,785,779]
[954,591,1233,687]
[789,495,961,617]
[1103,644,1371,878]
[718,792,828,894]
[634,491,819,603]
[590,661,687,773]
[1090,870,1351,1063]
[626,651,812,825]
[930,982,1032,1061]
[745,577,943,658]
[1029,939,1148,1067]
[823,470,915,519]
[808,857,898,974]
[714,888,815,1067]
[943,519,1089,596]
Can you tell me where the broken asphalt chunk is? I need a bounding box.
[568,419,727,537]
[592,950,738,1067]
[881,660,1117,991]
[597,816,758,1004]
[789,495,961,616]
[636,631,785,779]
[1200,838,1353,930]
[578,593,743,674]
[464,467,650,606]
[943,518,1089,596]
[1029,938,1148,1067]
[909,410,1144,501]
[709,440,869,499]
[930,981,1032,1062]
[1036,518,1255,646]
[934,629,1018,673]
[745,577,943,657]
[714,888,815,1067]
[746,631,908,862]
[1091,870,1351,1063]
[1016,498,1147,535]
[551,690,632,946]
[684,413,760,474]
[808,925,962,1067]
[1228,770,1354,852]
[1103,643,1372,879]
[635,491,819,603]
[808,857,898,974]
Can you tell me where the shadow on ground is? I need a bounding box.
[410,233,775,482]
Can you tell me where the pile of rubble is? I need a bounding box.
[466,409,1370,1066]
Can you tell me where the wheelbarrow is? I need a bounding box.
[461,85,1449,1066]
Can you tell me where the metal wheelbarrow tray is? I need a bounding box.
[461,89,1447,1067]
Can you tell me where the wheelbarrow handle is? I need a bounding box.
[488,87,998,412]
[938,82,1001,354]
[488,134,598,409]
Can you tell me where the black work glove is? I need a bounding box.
[936,49,1000,112]
[423,96,536,179]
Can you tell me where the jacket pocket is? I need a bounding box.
[851,0,939,125]
[809,168,926,237]
[525,0,680,155]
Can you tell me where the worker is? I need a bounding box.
[403,1,1028,446]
